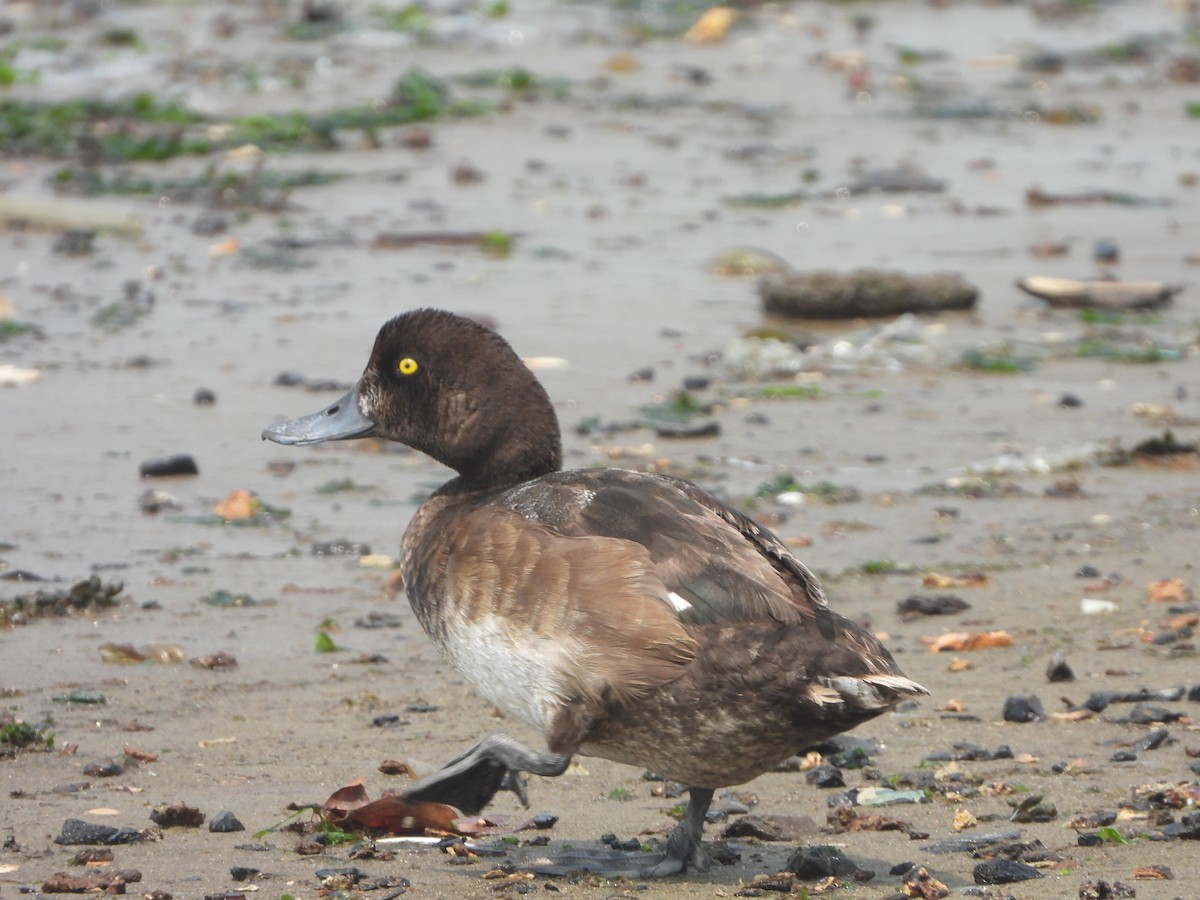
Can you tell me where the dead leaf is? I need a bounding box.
[684,6,736,44]
[922,571,990,588]
[921,631,1013,653]
[123,747,158,763]
[99,643,185,665]
[1147,578,1192,603]
[214,488,260,520]
[189,650,238,670]
[946,657,972,672]
[343,796,459,835]
[209,237,239,257]
[1134,864,1173,880]
[322,779,370,818]
[952,807,977,832]
[903,866,950,899]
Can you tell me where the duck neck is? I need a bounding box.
[440,388,563,493]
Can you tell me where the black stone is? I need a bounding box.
[55,819,118,845]
[209,811,245,833]
[230,866,262,881]
[82,759,124,778]
[1046,652,1075,683]
[1110,750,1137,762]
[531,814,558,830]
[896,594,970,616]
[805,764,845,788]
[787,845,873,882]
[139,454,199,478]
[1075,564,1101,578]
[1077,832,1103,847]
[1131,728,1169,752]
[973,858,1042,884]
[1002,695,1045,723]
[194,388,217,406]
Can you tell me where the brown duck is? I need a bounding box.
[263,309,928,877]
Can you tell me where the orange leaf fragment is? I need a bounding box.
[214,488,260,520]
[922,572,990,589]
[921,631,1013,653]
[1147,578,1192,603]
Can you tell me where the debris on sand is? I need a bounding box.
[761,270,978,319]
[1,577,124,626]
[1017,275,1181,310]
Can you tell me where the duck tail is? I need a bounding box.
[813,673,929,712]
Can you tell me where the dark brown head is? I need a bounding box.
[263,309,563,489]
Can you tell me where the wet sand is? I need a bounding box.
[2,0,1199,897]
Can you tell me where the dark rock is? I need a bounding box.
[1132,728,1169,752]
[1046,652,1075,682]
[209,811,245,833]
[531,814,558,829]
[1079,879,1137,898]
[1094,238,1120,264]
[54,819,141,846]
[1075,564,1102,578]
[805,765,845,788]
[311,540,370,557]
[787,845,873,882]
[682,375,710,390]
[921,831,1021,854]
[193,388,217,406]
[274,371,307,387]
[1077,832,1103,847]
[315,866,367,883]
[897,594,970,617]
[230,865,262,881]
[1057,393,1083,408]
[761,269,977,319]
[372,714,401,727]
[55,819,119,845]
[82,759,123,778]
[139,454,199,478]
[1188,684,1200,701]
[1111,750,1137,762]
[1121,703,1184,725]
[52,228,96,256]
[1002,694,1045,723]
[150,801,205,828]
[973,858,1042,884]
[654,420,720,439]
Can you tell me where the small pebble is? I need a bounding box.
[82,759,124,778]
[1045,652,1075,683]
[1111,750,1137,762]
[209,811,245,833]
[805,764,846,788]
[1075,564,1101,578]
[193,388,217,405]
[1132,728,1169,752]
[1002,695,1045,723]
[1077,832,1104,847]
[1057,393,1083,408]
[139,454,199,478]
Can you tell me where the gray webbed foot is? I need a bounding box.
[400,733,570,815]
[524,787,715,879]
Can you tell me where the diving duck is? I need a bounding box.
[263,309,927,877]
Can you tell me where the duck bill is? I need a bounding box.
[262,386,377,446]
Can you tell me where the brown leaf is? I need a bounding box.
[1134,863,1173,880]
[921,630,1013,653]
[1147,578,1192,603]
[42,870,142,892]
[922,572,990,589]
[343,796,459,836]
[214,488,261,520]
[321,778,370,819]
[123,747,158,763]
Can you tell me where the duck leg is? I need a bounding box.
[401,733,570,815]
[641,786,714,877]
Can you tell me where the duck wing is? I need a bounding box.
[498,469,826,627]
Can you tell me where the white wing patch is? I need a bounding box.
[667,591,693,613]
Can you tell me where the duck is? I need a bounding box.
[263,308,928,877]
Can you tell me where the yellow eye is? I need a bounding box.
[398,357,419,376]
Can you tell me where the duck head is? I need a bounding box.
[263,309,563,489]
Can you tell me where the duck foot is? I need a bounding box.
[524,787,714,879]
[400,733,570,815]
